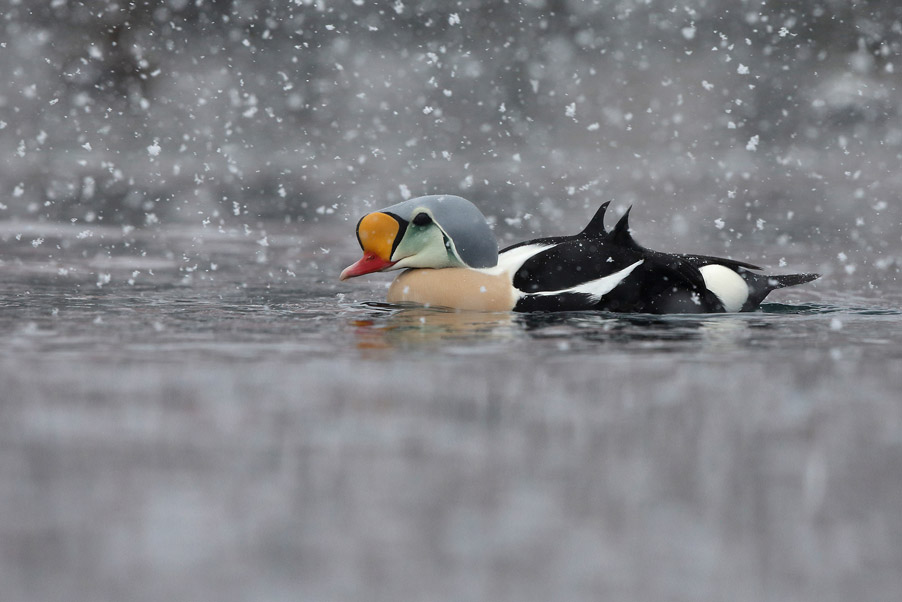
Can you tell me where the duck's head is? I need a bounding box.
[340,195,498,280]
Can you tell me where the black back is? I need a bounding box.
[506,204,725,313]
[503,203,818,313]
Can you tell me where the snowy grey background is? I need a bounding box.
[2,1,902,602]
[3,0,901,270]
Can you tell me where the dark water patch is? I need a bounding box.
[761,302,902,316]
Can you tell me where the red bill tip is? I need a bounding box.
[339,252,396,280]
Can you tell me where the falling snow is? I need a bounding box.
[0,3,900,600]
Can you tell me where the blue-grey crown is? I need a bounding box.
[379,195,498,268]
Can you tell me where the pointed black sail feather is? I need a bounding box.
[578,201,611,238]
[610,206,640,249]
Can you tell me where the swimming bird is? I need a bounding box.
[339,195,819,313]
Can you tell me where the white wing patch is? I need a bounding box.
[525,259,644,301]
[699,264,749,312]
[479,243,556,277]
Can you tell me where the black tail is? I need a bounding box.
[741,271,820,310]
[767,272,821,289]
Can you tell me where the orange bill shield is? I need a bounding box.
[339,212,401,280]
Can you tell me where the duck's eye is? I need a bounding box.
[412,212,432,226]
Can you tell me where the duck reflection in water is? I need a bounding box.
[350,303,518,351]
[349,303,765,354]
[517,311,762,353]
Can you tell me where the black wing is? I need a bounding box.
[593,252,725,313]
[508,237,644,294]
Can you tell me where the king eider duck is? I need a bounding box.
[339,195,819,313]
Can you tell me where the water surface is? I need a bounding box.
[2,222,901,602]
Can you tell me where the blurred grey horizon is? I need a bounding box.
[2,0,901,283]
